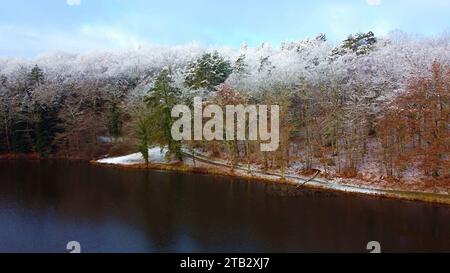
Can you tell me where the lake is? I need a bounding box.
[0,161,448,253]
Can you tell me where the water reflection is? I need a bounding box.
[0,161,448,253]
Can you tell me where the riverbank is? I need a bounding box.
[0,153,43,160]
[0,153,90,162]
[92,148,450,205]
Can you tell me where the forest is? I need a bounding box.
[0,30,449,185]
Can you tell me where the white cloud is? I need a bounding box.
[366,0,382,5]
[66,0,81,6]
[0,24,148,57]
[79,25,144,50]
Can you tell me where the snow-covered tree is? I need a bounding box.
[184,51,232,91]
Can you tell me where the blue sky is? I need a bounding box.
[0,0,449,57]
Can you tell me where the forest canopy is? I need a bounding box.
[0,30,449,183]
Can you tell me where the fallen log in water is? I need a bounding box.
[296,170,321,189]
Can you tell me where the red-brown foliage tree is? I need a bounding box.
[378,61,449,180]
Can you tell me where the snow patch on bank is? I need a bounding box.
[97,147,167,165]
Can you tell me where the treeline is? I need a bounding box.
[0,65,137,158]
[0,31,448,181]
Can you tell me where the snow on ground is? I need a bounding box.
[97,147,167,165]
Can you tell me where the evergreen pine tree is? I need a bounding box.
[234,54,249,77]
[185,51,232,91]
[137,117,151,164]
[143,68,183,161]
[107,102,122,140]
[332,31,377,57]
[28,65,44,87]
[33,103,62,157]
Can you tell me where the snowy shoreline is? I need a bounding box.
[93,148,450,205]
[97,147,170,165]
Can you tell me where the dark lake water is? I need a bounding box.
[0,161,448,253]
